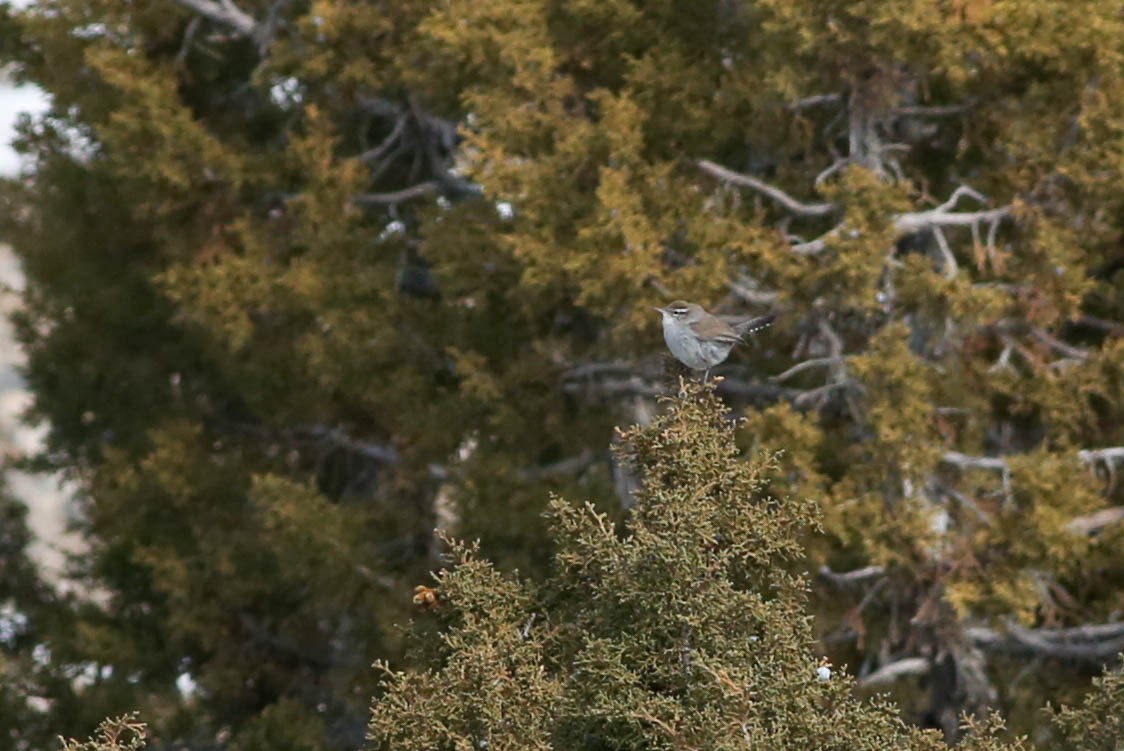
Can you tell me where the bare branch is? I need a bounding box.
[859,657,930,688]
[941,451,1013,508]
[1078,447,1124,465]
[791,232,832,255]
[1031,327,1090,360]
[787,93,843,111]
[930,481,993,525]
[727,275,780,305]
[814,158,849,186]
[932,226,958,279]
[941,451,1008,472]
[696,159,836,218]
[937,185,987,212]
[967,622,1124,665]
[890,101,977,118]
[173,0,258,37]
[353,182,440,206]
[1076,315,1124,336]
[819,564,886,587]
[770,357,837,384]
[792,381,852,409]
[1067,507,1124,535]
[358,114,408,165]
[895,205,1011,234]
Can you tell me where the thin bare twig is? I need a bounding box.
[859,657,930,688]
[941,451,1013,508]
[771,357,836,384]
[173,0,258,37]
[1031,328,1090,360]
[1067,507,1124,535]
[358,114,408,166]
[697,159,836,218]
[352,182,440,206]
[819,565,886,586]
[787,93,843,111]
[932,226,958,279]
[890,101,977,118]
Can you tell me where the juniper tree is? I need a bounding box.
[367,382,1023,751]
[0,0,1122,746]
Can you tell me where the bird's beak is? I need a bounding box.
[652,306,665,315]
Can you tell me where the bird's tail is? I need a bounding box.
[733,314,777,338]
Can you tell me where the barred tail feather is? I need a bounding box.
[735,314,777,338]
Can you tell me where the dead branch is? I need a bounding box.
[967,622,1124,665]
[941,451,1013,508]
[359,114,408,166]
[1031,327,1090,359]
[890,101,977,118]
[814,158,849,186]
[1078,447,1124,465]
[173,0,259,38]
[770,357,837,384]
[1076,315,1124,336]
[696,159,836,218]
[894,205,1011,234]
[818,565,886,586]
[859,657,930,688]
[727,275,780,305]
[1067,507,1124,535]
[941,451,1008,473]
[932,226,958,278]
[352,182,440,206]
[787,93,843,111]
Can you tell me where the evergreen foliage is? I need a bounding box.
[0,0,1120,746]
[367,381,1012,751]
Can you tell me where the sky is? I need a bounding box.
[0,82,49,177]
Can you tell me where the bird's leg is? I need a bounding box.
[703,368,711,382]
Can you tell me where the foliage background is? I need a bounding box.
[0,0,1122,748]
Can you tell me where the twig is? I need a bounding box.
[787,93,843,111]
[770,357,837,384]
[358,114,408,165]
[352,182,440,206]
[696,159,836,218]
[1067,507,1124,535]
[814,158,849,186]
[932,226,958,279]
[173,0,258,38]
[895,205,1011,234]
[941,451,1013,508]
[1075,315,1124,336]
[890,101,977,118]
[819,564,886,586]
[1031,328,1089,360]
[858,657,930,688]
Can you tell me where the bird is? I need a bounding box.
[655,300,776,379]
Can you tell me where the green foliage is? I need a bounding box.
[61,715,146,751]
[1047,661,1124,751]
[368,384,1017,751]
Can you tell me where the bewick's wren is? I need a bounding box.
[655,300,776,378]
